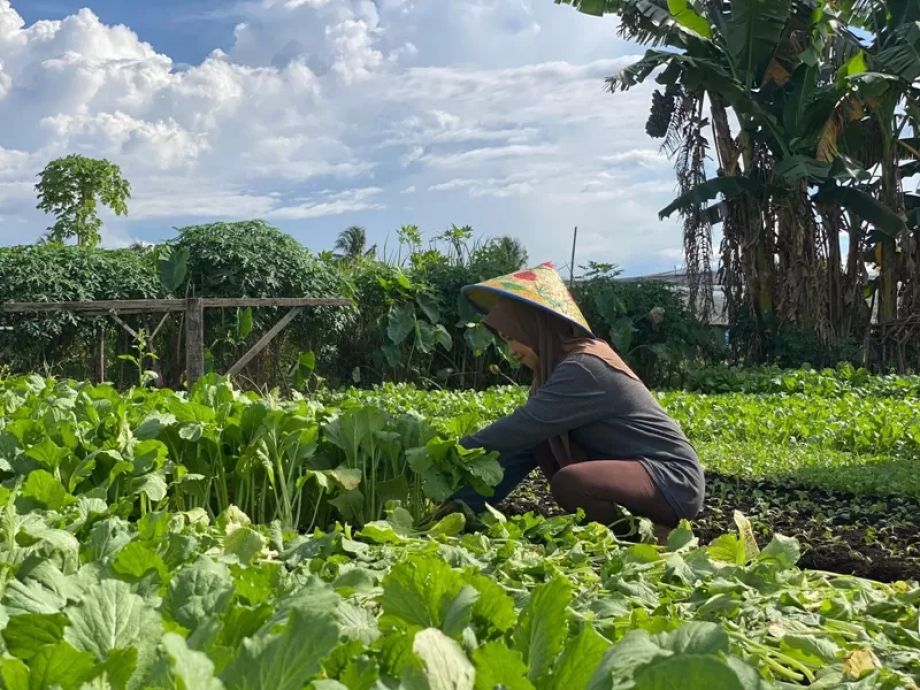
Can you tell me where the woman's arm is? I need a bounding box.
[461,359,607,454]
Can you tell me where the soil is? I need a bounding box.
[497,471,920,583]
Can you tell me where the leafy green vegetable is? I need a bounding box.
[0,373,917,689]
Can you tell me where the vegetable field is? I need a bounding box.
[0,372,918,688]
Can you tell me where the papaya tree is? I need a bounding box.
[35,155,131,248]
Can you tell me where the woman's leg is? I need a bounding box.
[550,460,678,529]
[449,448,537,512]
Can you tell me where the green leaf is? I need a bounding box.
[20,469,73,510]
[586,630,665,690]
[411,628,475,690]
[780,634,840,665]
[236,307,254,341]
[130,473,168,503]
[0,658,29,690]
[428,513,466,539]
[842,51,867,77]
[232,562,281,605]
[514,576,572,685]
[295,350,317,381]
[659,177,760,219]
[461,449,503,488]
[632,653,749,689]
[473,641,534,690]
[875,20,920,81]
[707,533,747,565]
[387,303,416,345]
[656,622,729,655]
[433,324,453,351]
[133,414,175,440]
[441,585,480,637]
[221,607,339,690]
[463,325,494,356]
[774,155,832,182]
[162,632,226,690]
[165,558,235,630]
[556,0,611,17]
[550,624,610,690]
[337,601,380,645]
[224,525,267,565]
[313,682,349,690]
[726,0,792,86]
[2,612,68,660]
[158,245,190,293]
[380,554,480,634]
[667,0,711,36]
[610,317,635,353]
[329,466,363,491]
[469,574,517,633]
[113,541,168,580]
[24,438,69,470]
[415,292,441,323]
[332,567,379,594]
[5,561,81,616]
[813,185,906,239]
[23,641,96,690]
[756,534,800,569]
[95,647,138,690]
[64,578,161,664]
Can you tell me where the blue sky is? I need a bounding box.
[16,1,236,64]
[0,0,690,276]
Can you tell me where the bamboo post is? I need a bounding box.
[94,324,106,384]
[569,226,578,288]
[185,297,204,384]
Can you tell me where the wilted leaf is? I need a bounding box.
[412,628,475,690]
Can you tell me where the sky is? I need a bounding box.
[0,0,688,276]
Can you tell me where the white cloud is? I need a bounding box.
[0,0,685,272]
[128,178,279,219]
[601,149,670,169]
[421,144,558,168]
[267,186,383,219]
[429,176,534,198]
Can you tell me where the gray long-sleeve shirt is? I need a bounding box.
[462,353,705,520]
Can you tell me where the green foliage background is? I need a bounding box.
[0,221,725,389]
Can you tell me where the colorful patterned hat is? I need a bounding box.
[462,261,594,336]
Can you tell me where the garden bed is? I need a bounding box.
[499,471,920,583]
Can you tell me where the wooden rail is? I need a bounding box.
[1,296,351,384]
[0,297,350,314]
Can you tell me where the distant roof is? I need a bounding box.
[614,268,729,326]
[617,268,714,284]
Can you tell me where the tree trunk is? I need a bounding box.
[823,206,844,336]
[877,117,906,323]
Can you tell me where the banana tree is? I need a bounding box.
[557,0,911,358]
[836,0,920,322]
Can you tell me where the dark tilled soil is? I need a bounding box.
[497,471,920,583]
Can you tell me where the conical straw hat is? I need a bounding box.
[461,261,593,336]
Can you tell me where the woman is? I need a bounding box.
[453,262,704,540]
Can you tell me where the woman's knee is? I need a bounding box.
[550,464,584,510]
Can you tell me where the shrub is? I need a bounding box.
[0,244,159,377]
[573,275,728,387]
[171,221,351,383]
